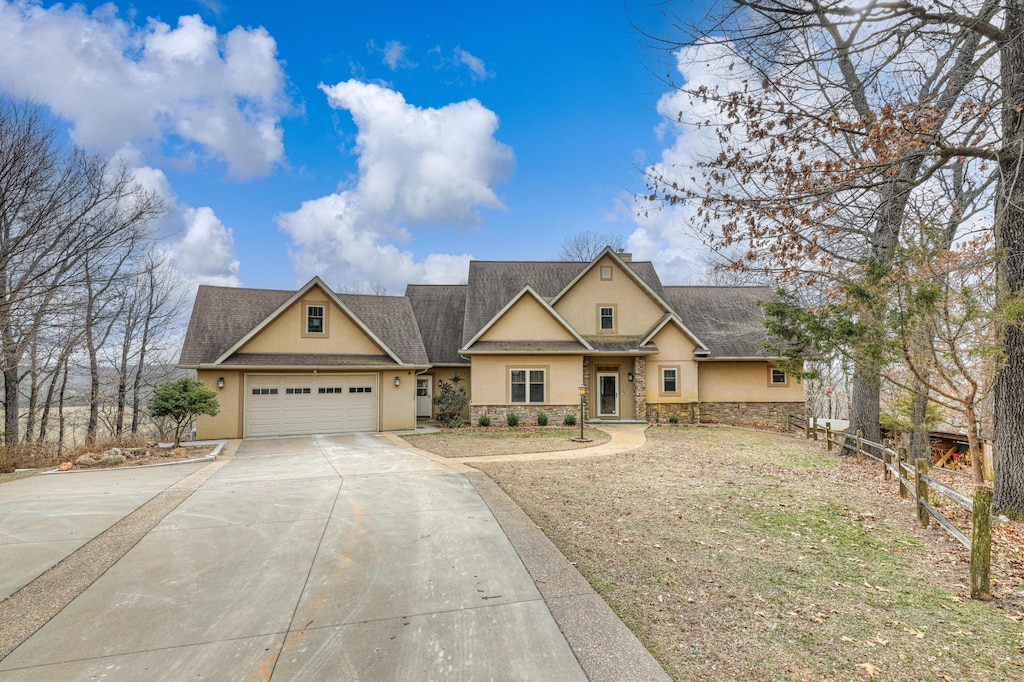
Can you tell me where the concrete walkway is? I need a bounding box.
[0,432,667,681]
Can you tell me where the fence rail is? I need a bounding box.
[788,414,992,600]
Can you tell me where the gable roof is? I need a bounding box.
[178,279,428,367]
[461,285,592,353]
[461,257,666,345]
[405,284,468,365]
[662,286,777,359]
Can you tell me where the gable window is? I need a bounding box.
[600,266,613,280]
[599,306,615,331]
[770,368,788,385]
[662,368,678,394]
[510,369,545,403]
[306,305,324,334]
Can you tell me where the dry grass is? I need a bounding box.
[402,425,610,458]
[475,426,1024,681]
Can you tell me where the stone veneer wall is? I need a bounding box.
[632,357,646,421]
[646,401,805,430]
[471,404,580,425]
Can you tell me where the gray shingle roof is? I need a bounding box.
[219,353,398,367]
[461,260,666,345]
[405,284,469,365]
[178,285,428,367]
[663,286,777,358]
[462,340,589,353]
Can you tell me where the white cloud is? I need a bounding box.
[624,41,755,282]
[453,47,491,81]
[132,165,241,287]
[278,80,514,291]
[0,1,289,179]
[371,39,416,70]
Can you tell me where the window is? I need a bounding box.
[306,305,324,334]
[318,387,345,394]
[285,388,311,395]
[349,386,372,393]
[510,369,545,403]
[771,368,788,385]
[600,266,613,280]
[662,368,678,393]
[252,388,278,395]
[599,306,614,330]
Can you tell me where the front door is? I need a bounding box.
[416,377,433,418]
[597,373,618,417]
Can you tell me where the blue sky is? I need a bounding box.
[0,0,710,292]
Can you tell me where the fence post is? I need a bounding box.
[812,417,819,441]
[856,429,864,464]
[915,458,930,527]
[825,422,832,451]
[883,449,891,481]
[786,413,791,434]
[805,416,810,439]
[898,447,909,499]
[971,485,992,600]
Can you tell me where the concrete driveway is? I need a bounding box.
[0,433,667,681]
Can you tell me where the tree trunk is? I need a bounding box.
[909,384,931,463]
[994,0,1024,517]
[2,364,18,445]
[115,333,129,436]
[57,359,69,450]
[849,364,880,444]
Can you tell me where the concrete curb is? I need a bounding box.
[467,470,671,682]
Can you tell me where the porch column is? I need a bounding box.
[633,356,646,422]
[582,356,590,421]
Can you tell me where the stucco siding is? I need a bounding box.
[698,362,804,402]
[471,354,583,406]
[646,326,699,404]
[554,255,665,336]
[479,295,576,341]
[196,369,245,439]
[238,287,385,356]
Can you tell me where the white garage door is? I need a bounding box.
[246,374,379,437]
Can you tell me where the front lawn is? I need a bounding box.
[475,426,1024,681]
[402,425,610,458]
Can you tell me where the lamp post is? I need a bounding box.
[577,383,586,440]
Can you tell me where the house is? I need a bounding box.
[177,248,804,439]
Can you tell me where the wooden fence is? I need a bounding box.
[788,416,992,600]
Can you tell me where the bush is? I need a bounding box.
[536,412,548,426]
[434,376,469,428]
[149,377,219,447]
[669,415,679,424]
[563,413,577,426]
[477,414,492,427]
[506,412,520,427]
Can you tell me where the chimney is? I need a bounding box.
[616,248,632,262]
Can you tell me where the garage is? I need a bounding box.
[245,373,379,437]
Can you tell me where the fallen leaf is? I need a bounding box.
[857,662,878,677]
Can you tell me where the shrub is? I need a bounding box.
[506,412,520,427]
[536,412,548,426]
[149,377,220,447]
[669,415,679,424]
[477,414,492,427]
[563,413,577,426]
[434,376,469,428]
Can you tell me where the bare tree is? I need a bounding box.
[0,98,161,445]
[557,231,627,261]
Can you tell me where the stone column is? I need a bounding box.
[632,356,646,421]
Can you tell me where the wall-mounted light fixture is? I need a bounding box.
[217,377,225,389]
[627,372,634,382]
[394,376,401,387]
